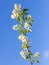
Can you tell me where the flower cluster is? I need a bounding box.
[11,4,40,65]
[11,4,21,19]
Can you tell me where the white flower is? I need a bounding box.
[24,22,30,29]
[18,35,23,40]
[14,4,21,8]
[11,14,14,19]
[20,51,26,59]
[12,9,16,14]
[22,35,27,43]
[34,52,40,58]
[24,22,32,32]
[11,13,19,19]
[14,4,21,11]
[27,15,32,20]
[20,51,25,56]
[14,13,19,18]
[18,35,28,43]
[13,24,20,30]
[14,4,17,8]
[11,14,15,19]
[11,14,17,19]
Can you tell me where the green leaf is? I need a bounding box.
[23,12,28,16]
[24,55,29,60]
[24,12,28,15]
[27,29,32,32]
[26,56,29,59]
[24,17,27,20]
[18,17,20,21]
[35,59,39,63]
[23,8,29,12]
[18,17,22,24]
[22,11,28,17]
[27,46,31,48]
[29,23,32,26]
[31,19,34,22]
[36,60,39,63]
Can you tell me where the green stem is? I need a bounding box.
[26,45,33,65]
[29,57,33,65]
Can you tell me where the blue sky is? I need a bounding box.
[0,0,49,65]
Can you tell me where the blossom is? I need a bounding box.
[18,35,28,43]
[24,22,32,32]
[11,4,40,63]
[11,10,19,19]
[11,14,17,19]
[20,51,26,59]
[34,52,40,58]
[14,4,21,11]
[11,4,21,19]
[24,22,30,29]
[22,43,27,50]
[12,9,19,17]
[12,9,17,14]
[18,35,23,40]
[22,35,27,43]
[13,24,21,30]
